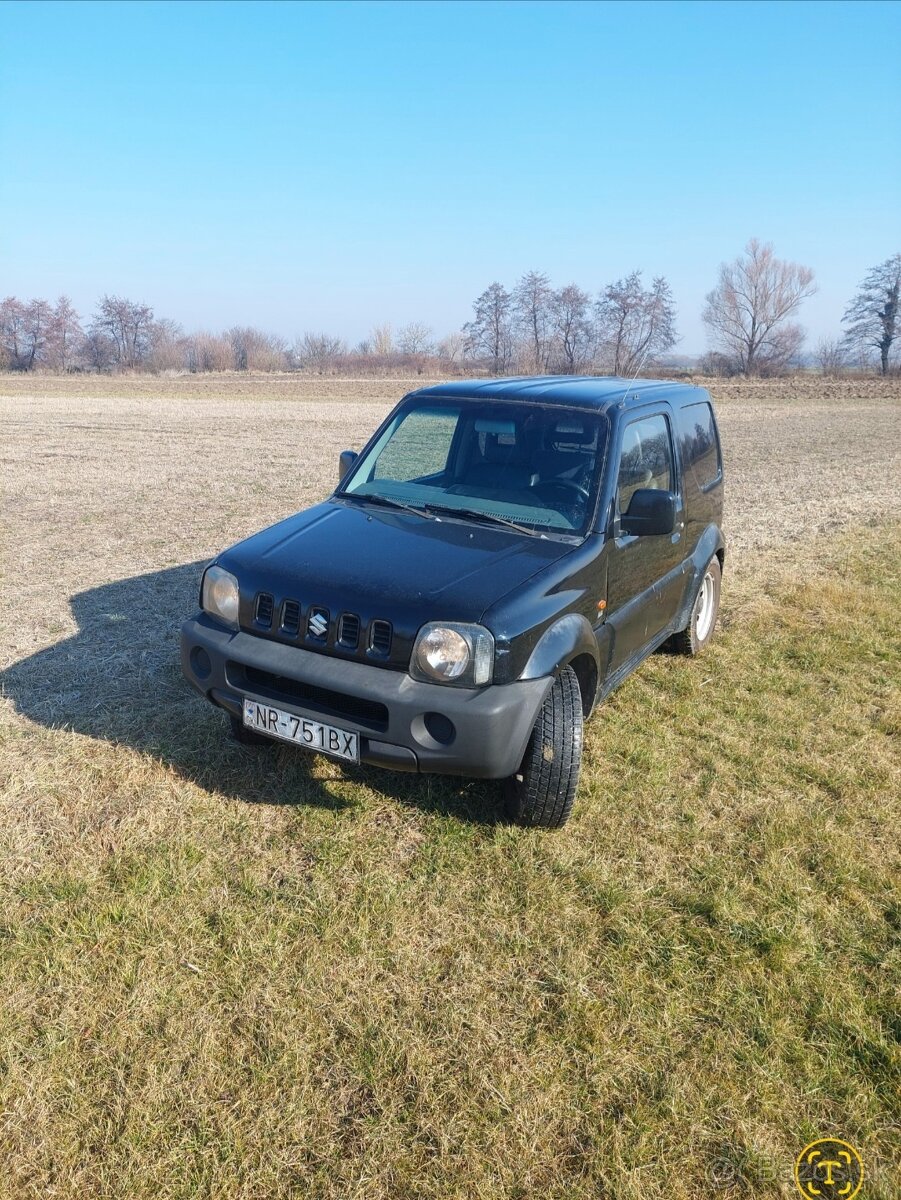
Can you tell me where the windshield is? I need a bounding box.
[340,399,608,535]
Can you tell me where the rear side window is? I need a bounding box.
[679,402,721,491]
[616,414,673,513]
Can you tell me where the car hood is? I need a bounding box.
[220,499,577,637]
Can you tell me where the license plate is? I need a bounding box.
[242,699,359,763]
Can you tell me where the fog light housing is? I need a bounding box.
[190,646,212,679]
[424,712,455,745]
[411,712,457,750]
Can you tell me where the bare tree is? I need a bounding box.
[812,336,847,376]
[397,322,434,356]
[82,328,116,371]
[91,295,155,368]
[842,253,901,375]
[183,331,233,372]
[370,322,394,356]
[464,282,514,374]
[146,317,184,372]
[228,326,286,371]
[551,284,593,373]
[703,239,816,375]
[697,351,740,377]
[513,270,554,372]
[596,272,677,375]
[437,331,464,363]
[0,297,27,368]
[47,296,83,371]
[21,299,54,369]
[294,332,347,372]
[229,326,252,371]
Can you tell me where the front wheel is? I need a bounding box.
[670,556,721,655]
[504,665,583,829]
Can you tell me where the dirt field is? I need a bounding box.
[3,367,899,404]
[1,375,899,1198]
[2,373,899,670]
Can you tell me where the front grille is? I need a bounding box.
[280,598,301,635]
[236,664,389,731]
[369,620,392,656]
[255,592,274,627]
[337,613,360,648]
[250,596,395,660]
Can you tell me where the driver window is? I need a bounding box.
[617,414,673,513]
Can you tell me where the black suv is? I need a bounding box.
[181,377,725,827]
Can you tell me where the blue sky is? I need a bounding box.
[1,0,899,352]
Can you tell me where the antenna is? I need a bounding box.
[622,288,662,393]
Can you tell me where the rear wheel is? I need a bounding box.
[505,665,583,829]
[670,556,721,655]
[229,713,274,747]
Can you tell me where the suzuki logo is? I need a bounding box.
[308,610,328,638]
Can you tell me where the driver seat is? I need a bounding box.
[532,419,594,489]
[462,433,534,492]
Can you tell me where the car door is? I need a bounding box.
[605,409,684,677]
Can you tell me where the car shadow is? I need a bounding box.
[0,562,505,826]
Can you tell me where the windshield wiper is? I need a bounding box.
[424,503,542,536]
[346,493,436,519]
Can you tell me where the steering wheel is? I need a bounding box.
[532,478,590,505]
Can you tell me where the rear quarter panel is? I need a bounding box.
[672,388,725,625]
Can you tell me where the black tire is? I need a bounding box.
[229,713,274,747]
[504,665,583,829]
[670,555,721,655]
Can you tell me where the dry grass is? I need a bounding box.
[1,380,899,1198]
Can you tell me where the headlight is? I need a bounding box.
[201,565,240,629]
[410,622,494,687]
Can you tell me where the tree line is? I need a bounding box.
[0,294,468,376]
[1,243,898,377]
[460,245,898,377]
[462,271,677,376]
[702,243,899,377]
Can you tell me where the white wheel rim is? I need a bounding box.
[695,571,716,641]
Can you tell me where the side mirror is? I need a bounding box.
[338,449,358,484]
[620,488,676,536]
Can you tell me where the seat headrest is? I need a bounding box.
[545,419,595,450]
[482,433,520,463]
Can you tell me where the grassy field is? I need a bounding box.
[1,379,899,1197]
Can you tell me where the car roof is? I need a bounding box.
[406,375,709,413]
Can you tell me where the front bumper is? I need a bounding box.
[181,614,552,778]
